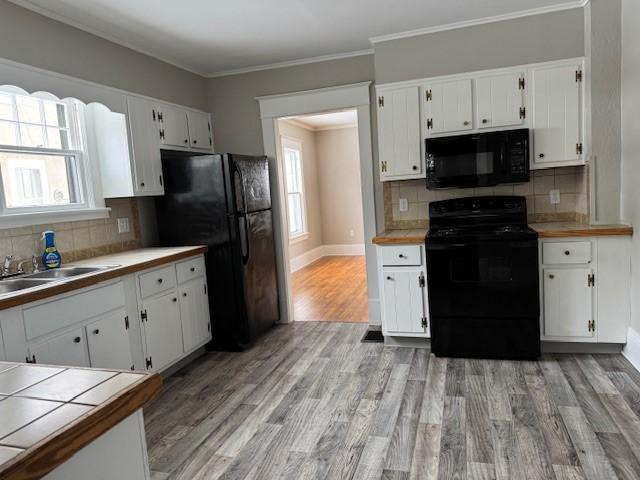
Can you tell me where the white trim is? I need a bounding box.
[0,207,110,229]
[289,232,310,245]
[623,327,640,374]
[290,244,366,272]
[369,0,589,44]
[281,118,358,132]
[6,0,207,77]
[207,49,374,78]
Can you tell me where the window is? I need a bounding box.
[281,137,307,239]
[0,87,88,216]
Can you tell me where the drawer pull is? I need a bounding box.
[73,336,81,343]
[157,278,163,284]
[564,250,570,255]
[398,254,406,259]
[549,274,555,279]
[93,329,100,335]
[190,267,196,272]
[182,292,187,297]
[386,276,393,281]
[173,298,177,302]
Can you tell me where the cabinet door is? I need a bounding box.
[476,72,525,129]
[29,329,89,367]
[531,63,582,166]
[142,292,183,371]
[425,79,473,134]
[187,111,213,150]
[126,97,163,195]
[86,309,133,370]
[159,105,190,149]
[179,279,211,352]
[377,86,422,180]
[543,267,594,339]
[381,268,429,336]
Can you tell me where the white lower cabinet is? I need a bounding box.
[29,328,90,367]
[377,245,430,338]
[141,292,183,372]
[179,279,211,353]
[86,308,133,370]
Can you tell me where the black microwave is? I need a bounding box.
[425,129,529,189]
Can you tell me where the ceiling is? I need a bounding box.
[10,0,584,76]
[284,110,358,131]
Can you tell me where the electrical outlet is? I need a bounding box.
[117,217,130,234]
[549,189,561,205]
[349,229,355,237]
[399,198,409,212]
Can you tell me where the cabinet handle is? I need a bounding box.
[73,336,81,343]
[549,274,555,279]
[386,276,393,281]
[564,250,570,256]
[412,165,418,171]
[172,298,177,302]
[482,119,489,124]
[463,121,470,126]
[539,153,545,159]
[193,140,197,145]
[184,139,189,144]
[93,329,100,335]
[140,182,145,187]
[190,267,196,272]
[398,254,406,259]
[157,278,163,284]
[182,292,187,297]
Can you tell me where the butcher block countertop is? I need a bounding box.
[372,223,633,245]
[0,362,162,480]
[0,246,207,311]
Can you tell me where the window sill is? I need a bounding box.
[0,207,111,229]
[289,233,310,245]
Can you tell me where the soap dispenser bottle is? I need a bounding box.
[41,230,62,269]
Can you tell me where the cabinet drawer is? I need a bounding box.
[138,265,177,299]
[176,256,206,284]
[542,242,591,265]
[381,246,422,266]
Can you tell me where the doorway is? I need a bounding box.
[277,110,368,322]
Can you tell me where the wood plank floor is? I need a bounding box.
[145,322,640,480]
[291,256,368,323]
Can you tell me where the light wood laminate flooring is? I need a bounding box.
[291,256,368,323]
[145,322,640,480]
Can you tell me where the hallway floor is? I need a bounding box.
[291,256,368,323]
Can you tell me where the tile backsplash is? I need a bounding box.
[384,166,589,230]
[0,198,141,270]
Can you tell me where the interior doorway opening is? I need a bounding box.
[276,109,368,323]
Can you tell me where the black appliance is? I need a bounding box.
[425,128,529,189]
[155,152,279,350]
[425,196,540,359]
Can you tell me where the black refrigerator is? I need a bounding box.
[155,152,279,350]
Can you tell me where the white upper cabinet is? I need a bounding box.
[423,79,473,135]
[530,62,583,168]
[476,72,525,129]
[158,104,191,149]
[377,86,422,180]
[187,111,213,150]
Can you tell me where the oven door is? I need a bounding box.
[425,133,506,189]
[425,238,539,319]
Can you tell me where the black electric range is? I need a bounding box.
[425,196,540,360]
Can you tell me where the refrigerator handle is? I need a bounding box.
[234,164,250,264]
[234,163,249,216]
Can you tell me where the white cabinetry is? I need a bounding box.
[187,111,213,150]
[476,72,525,129]
[141,292,183,372]
[86,309,133,370]
[158,104,190,149]
[179,279,211,352]
[376,86,422,180]
[377,245,429,338]
[540,237,630,343]
[530,61,584,168]
[29,328,90,367]
[423,79,473,135]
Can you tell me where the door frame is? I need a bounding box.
[257,82,379,324]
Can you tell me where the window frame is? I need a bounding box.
[0,87,105,226]
[280,136,309,242]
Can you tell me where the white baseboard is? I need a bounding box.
[622,326,640,374]
[290,243,365,272]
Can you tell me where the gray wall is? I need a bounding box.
[0,0,208,109]
[207,55,375,155]
[621,0,640,333]
[374,8,585,83]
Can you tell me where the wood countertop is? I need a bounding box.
[372,223,633,245]
[0,362,162,480]
[0,246,207,311]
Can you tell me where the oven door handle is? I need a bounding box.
[426,243,469,250]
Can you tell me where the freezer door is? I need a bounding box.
[231,155,272,213]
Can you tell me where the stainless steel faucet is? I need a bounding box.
[2,255,12,277]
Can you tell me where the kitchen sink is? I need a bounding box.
[0,278,52,294]
[25,266,115,280]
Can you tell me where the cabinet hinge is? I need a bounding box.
[124,315,130,330]
[576,143,583,156]
[159,129,165,140]
[418,274,426,288]
[130,364,135,371]
[519,107,526,120]
[152,109,156,122]
[426,118,434,130]
[425,89,432,101]
[207,121,211,132]
[518,77,526,90]
[381,161,387,173]
[576,70,583,83]
[158,112,164,122]
[204,284,207,295]
[378,96,384,108]
[25,355,36,364]
[421,317,428,329]
[159,174,163,186]
[209,137,212,146]
[588,273,595,287]
[141,309,148,322]
[145,357,153,369]
[587,319,595,332]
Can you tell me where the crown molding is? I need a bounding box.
[206,49,374,78]
[7,0,207,76]
[369,0,589,44]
